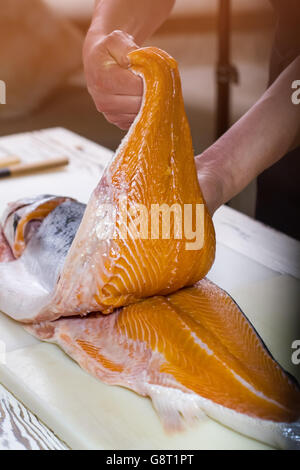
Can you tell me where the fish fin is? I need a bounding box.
[279,420,300,450]
[147,385,206,432]
[25,322,56,341]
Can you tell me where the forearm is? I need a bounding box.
[89,0,175,44]
[197,56,300,211]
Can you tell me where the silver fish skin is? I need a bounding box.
[0,197,85,322]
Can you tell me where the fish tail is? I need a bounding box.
[148,385,206,432]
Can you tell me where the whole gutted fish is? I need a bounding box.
[0,47,299,449]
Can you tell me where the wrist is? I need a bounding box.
[88,2,140,45]
[195,150,230,215]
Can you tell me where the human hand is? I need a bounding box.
[83,30,143,130]
[194,153,225,216]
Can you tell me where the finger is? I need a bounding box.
[86,58,143,96]
[94,93,142,115]
[99,30,143,95]
[104,113,137,130]
[85,30,143,96]
[89,61,143,96]
[104,30,138,68]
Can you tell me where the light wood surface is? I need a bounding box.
[8,156,69,177]
[0,127,299,450]
[0,156,21,168]
[0,383,67,450]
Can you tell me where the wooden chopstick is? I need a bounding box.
[0,156,21,169]
[0,156,69,179]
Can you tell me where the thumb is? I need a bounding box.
[105,30,139,69]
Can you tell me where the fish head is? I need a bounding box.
[1,195,71,258]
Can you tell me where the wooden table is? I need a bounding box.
[0,128,299,450]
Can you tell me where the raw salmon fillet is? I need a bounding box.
[0,48,215,324]
[27,279,300,449]
[36,47,215,322]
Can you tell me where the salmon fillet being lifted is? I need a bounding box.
[0,48,215,324]
[0,47,299,449]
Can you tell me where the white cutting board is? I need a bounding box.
[0,129,299,449]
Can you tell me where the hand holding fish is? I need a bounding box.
[83,30,143,130]
[83,0,175,129]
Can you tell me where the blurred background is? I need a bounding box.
[0,0,275,216]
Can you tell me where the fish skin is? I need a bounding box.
[26,278,300,449]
